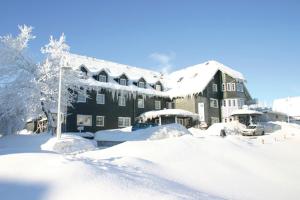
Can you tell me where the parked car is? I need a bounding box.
[241,124,265,136]
[131,122,158,131]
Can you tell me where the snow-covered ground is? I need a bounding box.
[0,122,300,200]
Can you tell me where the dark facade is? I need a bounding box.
[174,70,252,126]
[66,89,170,132]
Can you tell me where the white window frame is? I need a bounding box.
[231,83,236,91]
[96,92,105,104]
[166,102,173,109]
[118,96,126,106]
[96,116,105,127]
[222,83,226,91]
[212,83,218,92]
[120,78,127,86]
[98,75,107,82]
[77,114,92,126]
[118,117,131,127]
[155,84,162,91]
[223,100,226,107]
[137,98,144,108]
[226,83,232,91]
[77,91,86,103]
[210,98,219,108]
[138,82,145,88]
[155,100,161,110]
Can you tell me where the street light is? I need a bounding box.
[56,61,63,139]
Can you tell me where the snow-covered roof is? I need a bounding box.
[138,109,199,121]
[68,53,163,84]
[67,54,246,98]
[273,97,300,117]
[230,109,263,116]
[166,60,245,98]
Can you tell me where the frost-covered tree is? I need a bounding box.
[38,34,83,134]
[0,25,41,135]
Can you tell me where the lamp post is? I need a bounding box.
[56,61,63,139]
[287,97,290,123]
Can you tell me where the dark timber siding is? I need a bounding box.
[66,89,170,132]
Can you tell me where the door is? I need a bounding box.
[198,102,205,122]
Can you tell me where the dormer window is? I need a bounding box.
[155,84,162,91]
[138,81,145,88]
[120,78,127,86]
[94,70,108,82]
[99,75,107,82]
[80,66,88,76]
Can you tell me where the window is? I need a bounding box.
[222,83,226,91]
[210,98,219,108]
[118,96,126,106]
[223,100,226,107]
[138,82,145,88]
[226,83,232,91]
[138,98,144,108]
[120,78,127,86]
[238,99,245,108]
[155,100,161,110]
[166,102,173,109]
[96,116,105,127]
[77,91,86,103]
[155,84,162,91]
[177,118,184,126]
[77,114,92,126]
[237,83,244,92]
[155,118,160,124]
[233,99,236,107]
[96,92,105,104]
[118,117,131,127]
[99,75,107,82]
[211,117,219,124]
[231,83,236,91]
[240,84,244,92]
[212,84,218,92]
[228,99,231,107]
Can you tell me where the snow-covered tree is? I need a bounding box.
[0,25,41,135]
[38,34,83,134]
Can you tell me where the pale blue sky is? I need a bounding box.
[1,0,299,104]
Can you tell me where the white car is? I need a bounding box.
[241,124,265,136]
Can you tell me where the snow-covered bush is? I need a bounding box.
[0,25,41,135]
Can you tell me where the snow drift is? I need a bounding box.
[95,123,191,142]
[41,134,96,154]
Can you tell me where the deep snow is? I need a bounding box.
[0,122,300,200]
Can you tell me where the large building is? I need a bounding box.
[65,54,252,132]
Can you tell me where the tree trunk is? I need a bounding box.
[41,101,55,135]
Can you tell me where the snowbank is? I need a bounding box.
[95,123,191,142]
[41,134,96,154]
[1,122,300,200]
[138,109,198,121]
